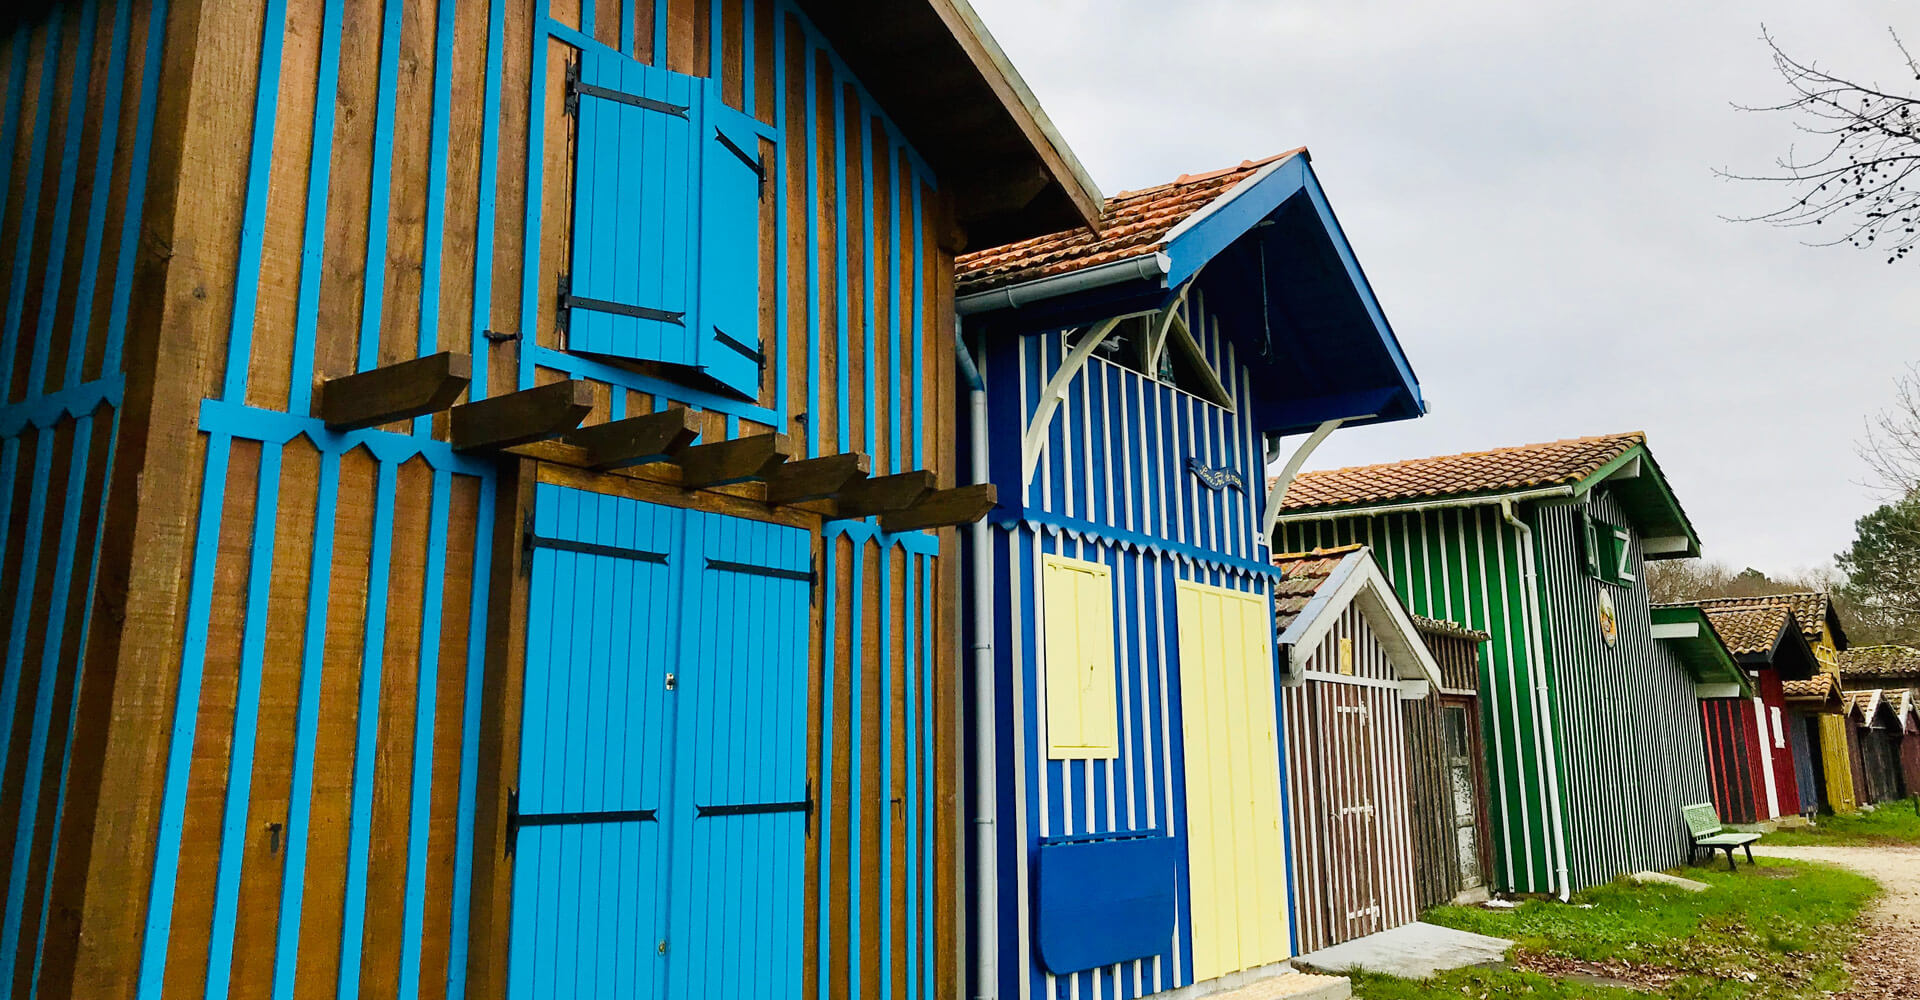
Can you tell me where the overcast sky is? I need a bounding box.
[970,0,1920,573]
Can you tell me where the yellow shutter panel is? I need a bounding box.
[1042,555,1118,759]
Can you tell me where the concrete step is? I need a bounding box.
[1201,970,1350,1000]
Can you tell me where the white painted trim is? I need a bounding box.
[1276,484,1577,525]
[1641,535,1692,555]
[1263,419,1344,539]
[1161,153,1301,245]
[1695,682,1744,699]
[1398,678,1433,700]
[1650,622,1700,640]
[1277,547,1444,688]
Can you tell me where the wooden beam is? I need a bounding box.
[832,470,936,520]
[317,351,472,431]
[566,408,702,469]
[676,433,794,489]
[450,380,595,451]
[764,452,870,506]
[880,484,998,532]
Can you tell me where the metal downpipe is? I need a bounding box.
[1501,498,1573,902]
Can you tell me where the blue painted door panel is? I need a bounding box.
[509,484,809,1000]
[697,102,766,398]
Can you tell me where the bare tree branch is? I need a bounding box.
[1719,26,1920,262]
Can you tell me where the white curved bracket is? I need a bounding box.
[1262,418,1344,540]
[1021,317,1122,486]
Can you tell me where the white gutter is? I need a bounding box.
[1499,498,1572,902]
[955,252,1170,315]
[1274,484,1577,526]
[958,328,998,1000]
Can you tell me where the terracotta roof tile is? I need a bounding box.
[1411,615,1490,643]
[954,152,1303,295]
[1783,675,1837,701]
[1840,645,1920,680]
[1280,433,1645,512]
[1683,593,1834,643]
[1271,544,1362,635]
[1668,603,1794,657]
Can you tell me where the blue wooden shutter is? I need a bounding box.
[696,99,768,398]
[666,511,810,997]
[567,52,700,366]
[509,485,680,1000]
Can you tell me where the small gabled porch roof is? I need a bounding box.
[1271,545,1442,693]
[1648,605,1756,699]
[1659,602,1821,681]
[955,152,1425,436]
[1783,674,1845,715]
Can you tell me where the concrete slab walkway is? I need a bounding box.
[1294,921,1514,979]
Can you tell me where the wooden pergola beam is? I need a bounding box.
[567,408,702,470]
[764,452,869,506]
[832,470,935,519]
[677,433,794,489]
[450,380,595,451]
[317,351,472,431]
[879,484,998,532]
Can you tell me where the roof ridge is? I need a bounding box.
[1294,431,1646,483]
[1110,151,1299,202]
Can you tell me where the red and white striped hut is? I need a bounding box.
[1273,545,1444,955]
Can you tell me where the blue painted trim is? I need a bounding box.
[528,346,778,424]
[902,554,918,1000]
[543,18,603,55]
[333,457,397,1000]
[61,0,134,390]
[909,177,923,471]
[27,0,100,396]
[815,538,836,1000]
[1004,512,1283,580]
[709,0,722,84]
[0,412,92,989]
[859,108,876,461]
[1297,167,1422,411]
[134,433,232,1000]
[741,0,754,112]
[472,0,505,400]
[919,554,935,1000]
[198,398,493,473]
[878,548,894,1000]
[267,444,340,1000]
[885,141,901,474]
[772,6,787,434]
[0,436,54,868]
[0,375,123,435]
[287,0,346,414]
[652,0,667,64]
[417,0,458,430]
[0,32,30,288]
[803,41,820,456]
[1,6,63,391]
[821,519,942,557]
[396,467,453,999]
[221,0,289,401]
[832,75,850,450]
[620,0,633,59]
[847,539,865,1000]
[200,440,284,997]
[518,0,551,390]
[355,0,407,375]
[443,474,494,1000]
[29,413,119,999]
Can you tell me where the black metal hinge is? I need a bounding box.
[566,59,691,120]
[712,128,766,190]
[713,328,767,369]
[693,798,812,819]
[532,534,670,565]
[706,557,815,586]
[506,787,659,858]
[558,273,686,328]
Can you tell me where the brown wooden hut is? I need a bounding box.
[1404,616,1493,909]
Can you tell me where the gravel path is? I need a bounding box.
[1752,844,1920,998]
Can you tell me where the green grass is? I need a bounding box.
[1347,859,1877,1000]
[1762,797,1920,846]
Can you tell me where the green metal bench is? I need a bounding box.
[1683,802,1759,871]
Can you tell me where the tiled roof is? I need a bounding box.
[1688,604,1793,657]
[1280,433,1645,512]
[953,152,1302,295]
[1411,615,1491,643]
[1783,674,1838,701]
[1840,644,1920,679]
[1271,544,1362,635]
[1682,593,1834,643]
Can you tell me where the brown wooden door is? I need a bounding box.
[1329,685,1383,940]
[1443,704,1484,892]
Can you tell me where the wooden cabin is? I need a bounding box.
[1657,602,1820,826]
[1843,690,1908,806]
[1693,594,1858,815]
[1781,673,1845,817]
[1405,616,1493,909]
[1890,689,1920,800]
[0,2,1108,998]
[953,153,1425,1000]
[1276,433,1717,896]
[1270,545,1441,955]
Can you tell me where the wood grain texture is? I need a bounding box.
[318,351,472,431]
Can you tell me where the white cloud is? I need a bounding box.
[973,0,1920,570]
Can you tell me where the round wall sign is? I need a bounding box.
[1597,589,1618,647]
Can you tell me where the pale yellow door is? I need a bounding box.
[1175,581,1290,982]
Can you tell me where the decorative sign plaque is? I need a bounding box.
[1186,458,1245,494]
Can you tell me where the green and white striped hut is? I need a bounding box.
[1273,432,1713,897]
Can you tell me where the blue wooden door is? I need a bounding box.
[508,485,810,999]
